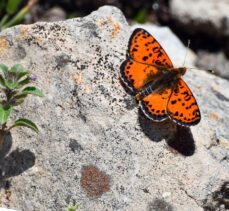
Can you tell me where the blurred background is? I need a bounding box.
[1,0,229,80]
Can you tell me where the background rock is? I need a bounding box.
[196,51,229,80]
[170,0,229,37]
[0,5,228,211]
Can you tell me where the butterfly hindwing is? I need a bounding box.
[128,28,174,68]
[167,78,201,126]
[140,86,172,121]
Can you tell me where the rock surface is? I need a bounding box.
[0,5,228,211]
[196,51,229,80]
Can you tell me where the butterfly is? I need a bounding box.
[120,28,201,127]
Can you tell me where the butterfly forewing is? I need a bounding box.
[120,59,161,92]
[128,28,174,68]
[166,78,201,126]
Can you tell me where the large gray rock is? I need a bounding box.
[0,5,228,211]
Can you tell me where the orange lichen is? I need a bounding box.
[0,37,9,56]
[111,22,121,38]
[18,26,29,41]
[72,73,84,85]
[210,112,219,120]
[98,19,105,28]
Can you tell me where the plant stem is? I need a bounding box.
[0,14,9,30]
[1,0,38,30]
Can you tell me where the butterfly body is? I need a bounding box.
[120,28,201,127]
[135,67,187,100]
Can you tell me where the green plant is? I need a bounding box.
[0,0,37,31]
[66,202,79,211]
[0,63,43,140]
[134,9,148,23]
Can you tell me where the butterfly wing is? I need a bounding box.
[120,59,160,92]
[140,86,172,121]
[167,78,201,126]
[128,28,174,67]
[120,28,174,92]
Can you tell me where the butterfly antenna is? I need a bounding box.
[183,39,190,67]
[187,67,215,74]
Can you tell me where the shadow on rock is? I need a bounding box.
[166,125,196,156]
[138,109,177,142]
[138,110,196,156]
[0,132,35,184]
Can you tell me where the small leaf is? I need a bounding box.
[10,118,39,133]
[134,9,148,24]
[13,93,28,100]
[0,64,9,77]
[6,0,23,15]
[16,77,30,89]
[5,79,18,90]
[10,64,29,80]
[0,104,12,124]
[22,86,44,97]
[0,75,6,87]
[13,99,25,106]
[11,93,27,106]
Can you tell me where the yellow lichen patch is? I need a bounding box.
[98,19,105,28]
[98,17,121,38]
[85,86,92,94]
[0,37,9,56]
[107,17,121,38]
[210,112,219,120]
[72,73,92,94]
[111,22,121,38]
[17,25,30,41]
[220,137,229,149]
[72,73,84,85]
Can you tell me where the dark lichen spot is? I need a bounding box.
[203,182,229,210]
[147,198,173,211]
[69,139,83,152]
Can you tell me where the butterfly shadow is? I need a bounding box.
[138,109,196,156]
[0,131,35,190]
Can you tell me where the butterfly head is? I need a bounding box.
[177,67,187,76]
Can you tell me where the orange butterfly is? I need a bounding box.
[120,28,201,127]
